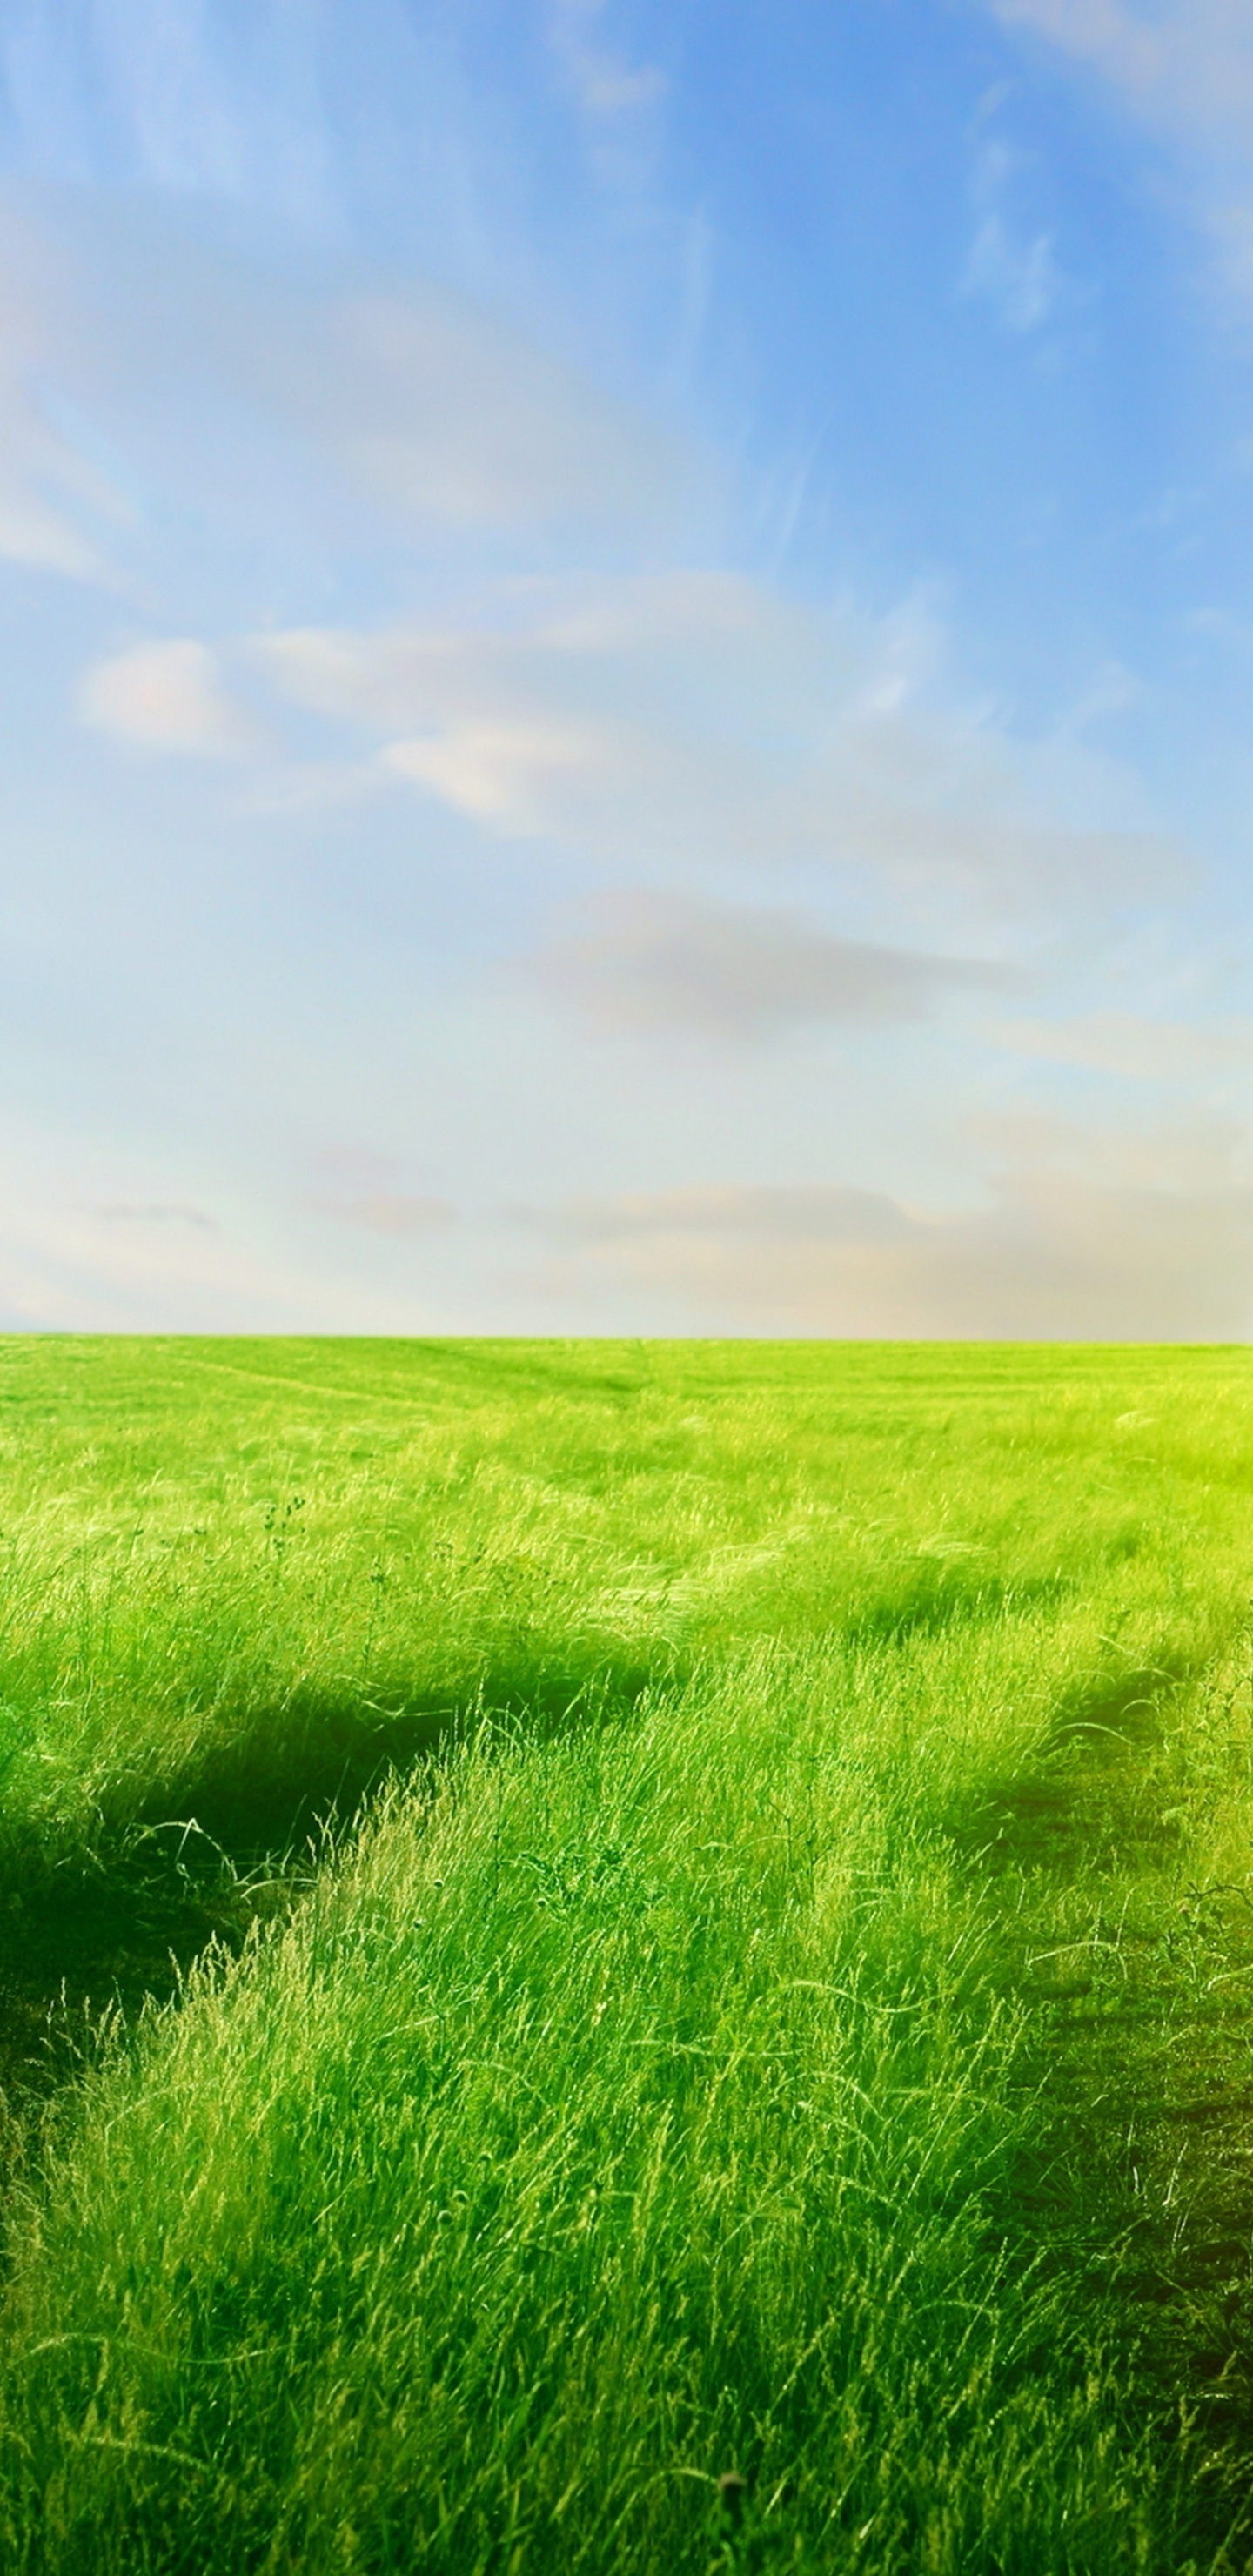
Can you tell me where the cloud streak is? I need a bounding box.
[526,1144,1253,1338]
[521,889,1014,1041]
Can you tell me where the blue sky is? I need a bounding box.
[3,0,1253,1334]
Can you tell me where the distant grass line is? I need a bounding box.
[2,1340,1253,2567]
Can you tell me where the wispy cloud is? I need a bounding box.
[0,216,130,580]
[546,1,665,118]
[250,573,1178,926]
[962,213,1062,332]
[988,1,1253,303]
[0,0,341,228]
[520,889,1014,1041]
[960,119,1063,332]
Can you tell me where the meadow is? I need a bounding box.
[2,1335,1253,2571]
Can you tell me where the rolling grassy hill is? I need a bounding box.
[2,1336,1253,2570]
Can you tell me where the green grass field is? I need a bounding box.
[3,1335,1253,2572]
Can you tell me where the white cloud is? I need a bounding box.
[251,573,1177,926]
[521,889,1014,1040]
[385,717,620,826]
[80,639,264,757]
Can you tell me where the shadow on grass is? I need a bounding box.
[0,1649,660,2108]
[961,1640,1253,2530]
[842,1568,1073,1655]
[1003,1980,1253,2473]
[945,1662,1196,1877]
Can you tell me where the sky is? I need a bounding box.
[3,0,1253,1337]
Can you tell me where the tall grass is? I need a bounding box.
[3,1339,1253,2567]
[3,1334,1250,1868]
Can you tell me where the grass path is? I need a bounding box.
[1,1339,1253,2567]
